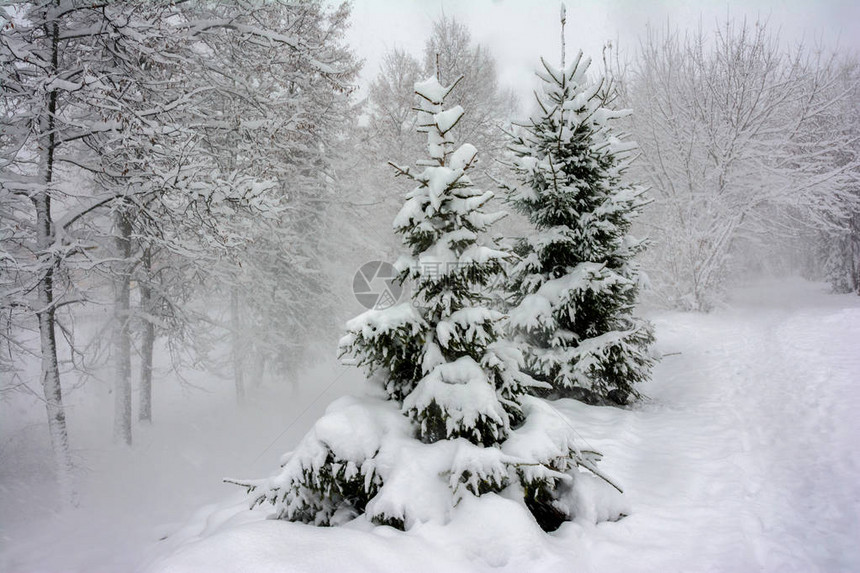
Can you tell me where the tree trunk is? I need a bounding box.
[230,286,245,404]
[138,247,154,423]
[34,7,76,503]
[113,209,133,445]
[35,214,76,504]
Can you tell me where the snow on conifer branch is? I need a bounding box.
[500,43,656,405]
[237,69,625,533]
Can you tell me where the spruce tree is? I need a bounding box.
[233,73,620,532]
[501,39,656,405]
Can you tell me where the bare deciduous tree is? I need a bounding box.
[617,19,860,310]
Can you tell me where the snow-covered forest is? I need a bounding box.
[1,1,858,571]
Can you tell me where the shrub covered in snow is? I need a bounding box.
[499,47,656,405]
[233,73,623,533]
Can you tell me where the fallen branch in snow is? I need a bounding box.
[578,459,625,494]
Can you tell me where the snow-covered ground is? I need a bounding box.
[2,278,859,572]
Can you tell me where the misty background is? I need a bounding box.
[1,0,858,571]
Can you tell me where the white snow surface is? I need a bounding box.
[449,143,477,171]
[340,302,425,347]
[414,76,449,105]
[2,279,859,572]
[296,396,407,468]
[434,105,465,135]
[403,356,508,435]
[508,292,554,331]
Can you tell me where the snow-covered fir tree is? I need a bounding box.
[500,37,655,405]
[233,74,623,532]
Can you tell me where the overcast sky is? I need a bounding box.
[346,0,860,101]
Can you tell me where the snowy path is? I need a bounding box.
[556,281,860,571]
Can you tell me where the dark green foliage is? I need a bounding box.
[249,450,383,527]
[371,513,406,531]
[340,316,427,403]
[501,52,656,403]
[523,481,568,532]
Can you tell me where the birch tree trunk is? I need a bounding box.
[34,7,76,503]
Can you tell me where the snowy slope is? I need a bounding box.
[2,279,858,572]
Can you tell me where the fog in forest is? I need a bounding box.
[1,1,858,571]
